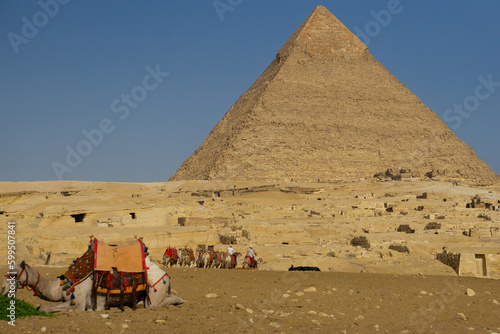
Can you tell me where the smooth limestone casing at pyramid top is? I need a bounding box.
[170,6,498,182]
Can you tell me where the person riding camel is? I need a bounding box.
[227,244,236,264]
[247,246,257,267]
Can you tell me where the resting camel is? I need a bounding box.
[1,257,184,313]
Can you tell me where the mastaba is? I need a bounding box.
[170,6,498,182]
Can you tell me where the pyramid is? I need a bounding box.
[170,6,498,182]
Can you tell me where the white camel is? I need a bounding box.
[1,258,184,313]
[223,252,242,269]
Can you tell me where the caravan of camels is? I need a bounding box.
[163,245,261,269]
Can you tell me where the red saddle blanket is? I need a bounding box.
[164,247,178,259]
[244,255,256,266]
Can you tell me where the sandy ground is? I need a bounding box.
[1,265,500,334]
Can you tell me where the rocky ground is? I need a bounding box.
[1,265,500,334]
[1,178,500,333]
[1,179,499,277]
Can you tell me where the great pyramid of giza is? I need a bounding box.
[170,6,498,182]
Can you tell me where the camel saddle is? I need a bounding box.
[91,238,148,310]
[94,239,146,273]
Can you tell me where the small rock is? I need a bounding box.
[311,319,320,326]
[419,291,427,295]
[100,314,109,319]
[155,320,166,324]
[318,312,329,318]
[357,315,365,320]
[456,313,467,320]
[466,288,475,297]
[269,322,281,329]
[374,324,380,330]
[296,292,304,296]
[205,293,218,299]
[282,293,291,298]
[467,328,474,331]
[493,299,499,305]
[235,303,245,310]
[41,328,47,332]
[304,287,317,293]
[308,311,317,315]
[276,310,291,317]
[246,308,254,314]
[105,322,115,329]
[121,324,129,329]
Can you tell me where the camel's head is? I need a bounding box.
[1,260,28,296]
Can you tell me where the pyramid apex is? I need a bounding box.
[277,6,367,60]
[313,5,328,11]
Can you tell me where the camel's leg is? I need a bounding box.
[155,295,185,308]
[39,301,79,313]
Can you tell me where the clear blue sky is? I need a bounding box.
[1,1,499,182]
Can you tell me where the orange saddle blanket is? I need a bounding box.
[93,239,146,273]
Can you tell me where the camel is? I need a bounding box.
[242,256,262,269]
[178,247,194,268]
[201,251,213,268]
[210,251,224,269]
[163,246,178,267]
[223,252,241,269]
[195,249,205,268]
[1,258,184,313]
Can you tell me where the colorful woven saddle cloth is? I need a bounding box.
[93,238,146,273]
[95,270,147,294]
[63,245,94,285]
